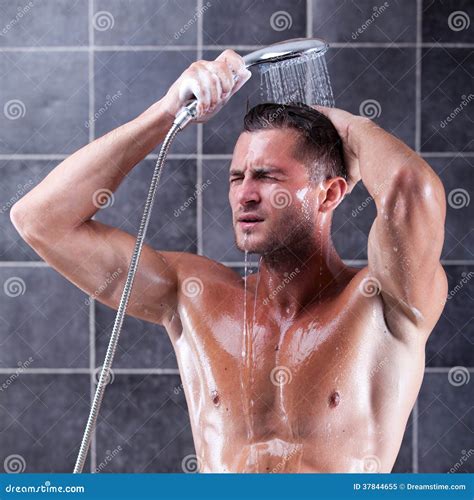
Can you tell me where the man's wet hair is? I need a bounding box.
[243,102,346,183]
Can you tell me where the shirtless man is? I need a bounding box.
[10,49,447,473]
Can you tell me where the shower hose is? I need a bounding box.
[73,102,198,473]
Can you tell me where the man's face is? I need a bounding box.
[229,128,325,255]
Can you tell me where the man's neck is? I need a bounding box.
[253,237,348,319]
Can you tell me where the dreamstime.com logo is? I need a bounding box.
[84,267,123,306]
[4,454,26,473]
[85,90,122,129]
[92,188,115,209]
[3,277,26,297]
[270,366,293,386]
[0,0,36,37]
[270,11,293,31]
[181,277,204,298]
[174,179,212,217]
[93,366,116,386]
[4,99,26,120]
[448,366,470,387]
[361,455,382,473]
[449,449,474,473]
[262,268,300,305]
[95,445,123,473]
[359,277,382,297]
[1,179,34,214]
[359,99,382,119]
[447,271,474,300]
[0,357,34,393]
[447,188,470,209]
[92,10,114,31]
[447,11,470,31]
[351,2,390,40]
[181,454,201,473]
[270,188,293,209]
[440,94,474,129]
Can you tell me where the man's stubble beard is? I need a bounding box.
[235,205,318,259]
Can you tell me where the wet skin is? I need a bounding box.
[11,104,447,473]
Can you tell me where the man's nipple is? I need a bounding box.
[211,389,221,407]
[328,390,340,408]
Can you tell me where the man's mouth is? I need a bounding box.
[237,215,265,230]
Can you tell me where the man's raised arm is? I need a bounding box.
[10,49,251,327]
[318,106,447,340]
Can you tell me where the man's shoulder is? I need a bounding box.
[160,250,242,288]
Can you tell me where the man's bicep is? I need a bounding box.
[26,219,180,326]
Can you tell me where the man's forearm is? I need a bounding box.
[12,99,174,232]
[348,117,438,202]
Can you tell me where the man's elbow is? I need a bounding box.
[10,201,41,244]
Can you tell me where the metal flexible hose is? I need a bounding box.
[73,121,182,473]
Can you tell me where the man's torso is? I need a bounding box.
[164,256,426,473]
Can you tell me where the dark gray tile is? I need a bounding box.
[0,374,91,472]
[427,155,473,260]
[332,181,375,260]
[94,159,198,253]
[418,373,473,472]
[0,52,89,154]
[328,47,416,149]
[94,0,198,46]
[95,302,178,370]
[0,267,89,368]
[0,160,57,261]
[0,0,88,47]
[201,159,242,262]
[202,49,264,155]
[203,0,306,45]
[392,412,414,473]
[426,265,473,368]
[96,374,194,472]
[421,48,474,153]
[313,0,416,43]
[423,0,474,44]
[94,50,197,154]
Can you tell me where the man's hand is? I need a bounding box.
[314,105,364,193]
[161,49,251,123]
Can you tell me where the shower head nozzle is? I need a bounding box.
[242,37,329,68]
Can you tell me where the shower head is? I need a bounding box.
[242,37,329,68]
[173,37,330,129]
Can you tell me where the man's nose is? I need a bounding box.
[237,178,261,205]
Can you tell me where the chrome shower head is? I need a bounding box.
[242,37,329,68]
[173,37,330,129]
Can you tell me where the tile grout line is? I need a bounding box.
[1,43,474,52]
[306,0,312,38]
[413,0,422,474]
[1,152,473,162]
[196,0,204,256]
[1,259,473,267]
[0,368,182,374]
[88,0,97,473]
[1,367,470,374]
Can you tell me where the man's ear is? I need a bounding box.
[318,177,348,213]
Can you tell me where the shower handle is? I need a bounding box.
[173,72,240,130]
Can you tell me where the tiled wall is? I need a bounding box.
[0,0,472,473]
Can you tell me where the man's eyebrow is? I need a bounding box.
[229,166,286,176]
